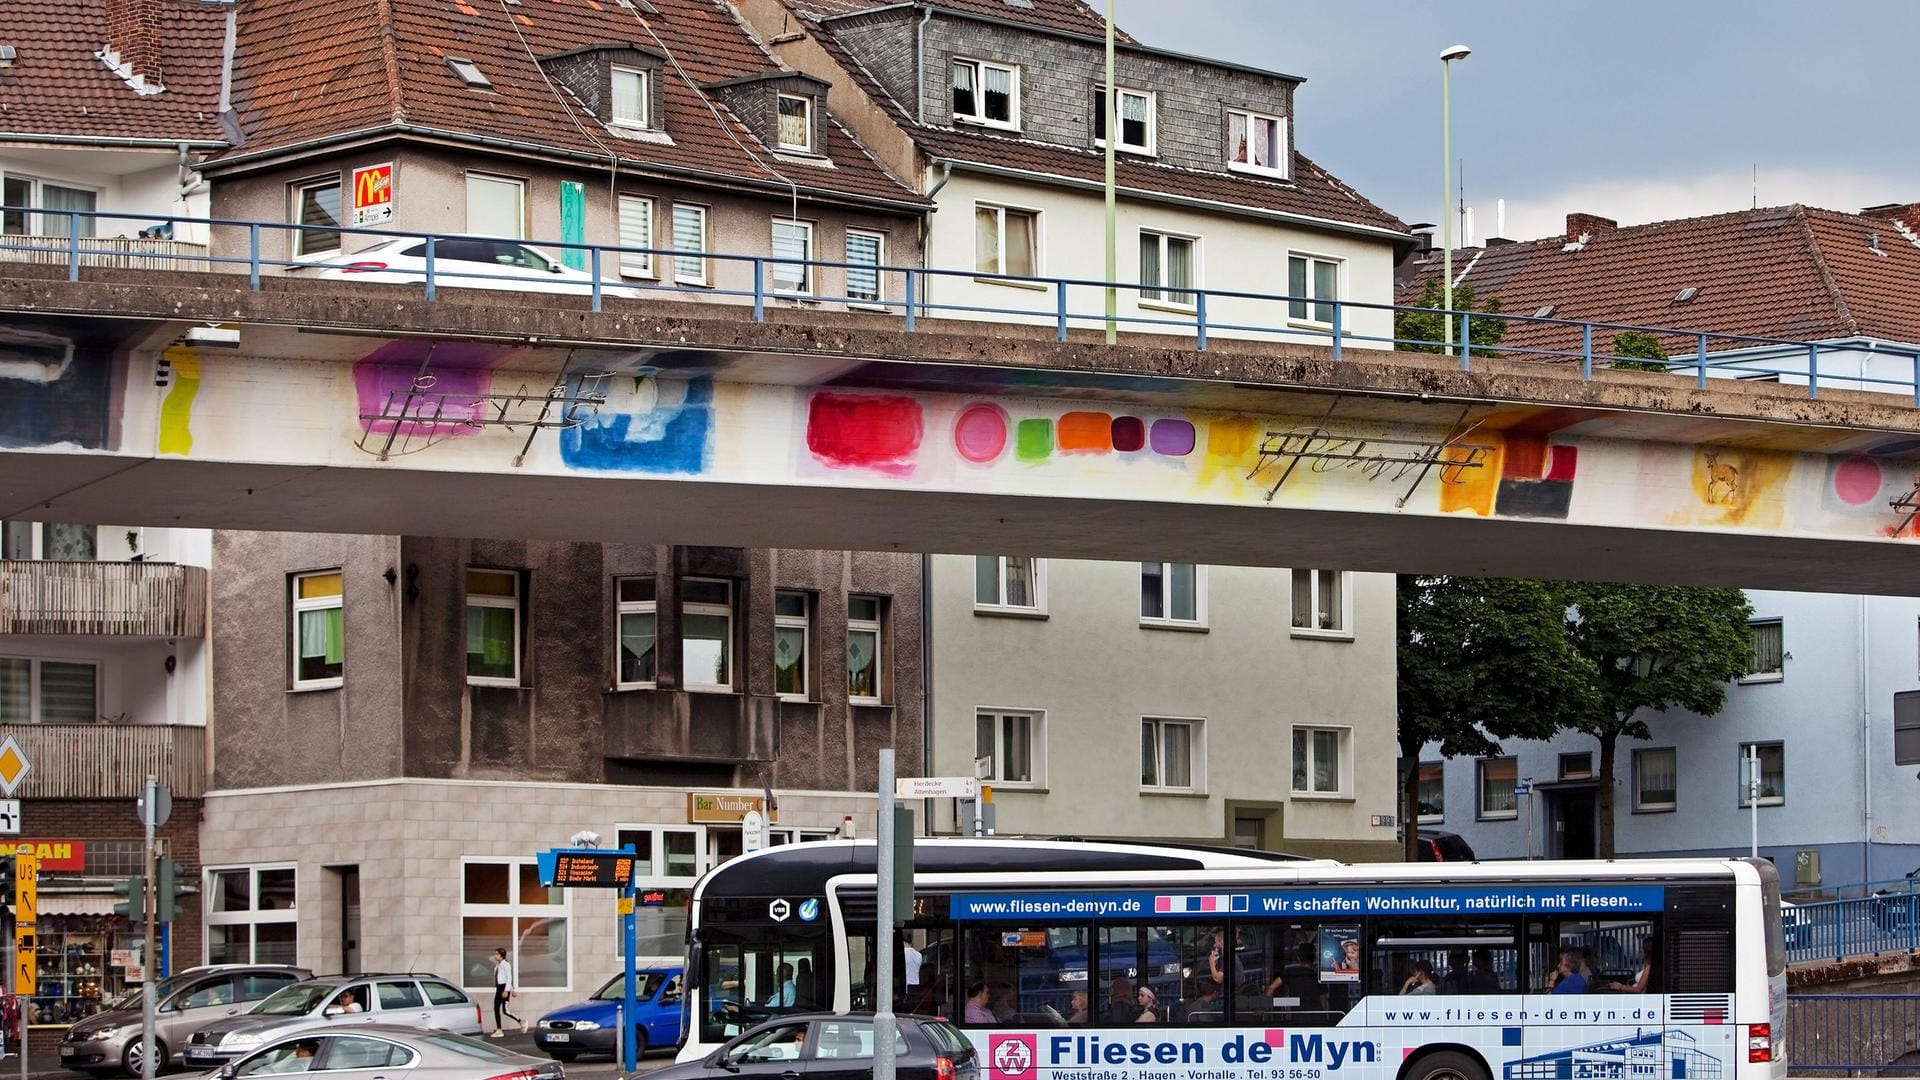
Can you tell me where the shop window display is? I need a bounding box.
[27,916,144,1025]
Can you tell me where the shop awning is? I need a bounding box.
[36,894,118,916]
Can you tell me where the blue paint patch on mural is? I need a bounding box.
[560,373,714,475]
[0,324,113,450]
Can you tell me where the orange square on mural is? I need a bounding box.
[1057,411,1113,453]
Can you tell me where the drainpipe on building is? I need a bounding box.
[914,6,932,126]
[920,553,934,833]
[1860,595,1873,881]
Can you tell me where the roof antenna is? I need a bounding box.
[1752,164,1758,210]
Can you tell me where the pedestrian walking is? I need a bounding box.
[490,947,525,1037]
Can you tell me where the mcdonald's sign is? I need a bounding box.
[351,163,394,226]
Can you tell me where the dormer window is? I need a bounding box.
[1093,85,1154,155]
[953,58,1018,129]
[776,94,813,152]
[1227,108,1286,178]
[612,66,650,128]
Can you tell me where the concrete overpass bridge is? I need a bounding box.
[7,253,1920,595]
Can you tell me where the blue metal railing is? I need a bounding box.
[6,206,1920,404]
[1786,877,1920,964]
[1787,994,1920,1074]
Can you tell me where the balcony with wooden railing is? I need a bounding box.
[0,233,210,270]
[0,722,206,798]
[0,560,208,637]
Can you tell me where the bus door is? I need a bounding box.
[694,918,828,1045]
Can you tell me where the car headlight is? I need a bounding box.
[84,1028,122,1042]
[570,1021,602,1031]
[224,1034,265,1048]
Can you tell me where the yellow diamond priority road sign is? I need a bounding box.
[0,735,31,798]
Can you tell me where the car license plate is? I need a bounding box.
[547,1034,570,1043]
[59,1048,75,1058]
[187,1050,216,1062]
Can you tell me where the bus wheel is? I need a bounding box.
[1406,1051,1489,1080]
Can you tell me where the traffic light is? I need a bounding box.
[156,857,181,924]
[0,854,13,919]
[112,875,147,920]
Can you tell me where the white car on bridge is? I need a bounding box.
[293,236,646,299]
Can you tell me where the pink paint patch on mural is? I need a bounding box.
[1834,456,1882,506]
[807,393,924,475]
[351,339,514,437]
[953,403,1010,464]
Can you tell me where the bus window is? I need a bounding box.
[1094,924,1188,1024]
[1235,922,1359,1027]
[1369,919,1518,998]
[958,925,1088,1026]
[908,928,956,1017]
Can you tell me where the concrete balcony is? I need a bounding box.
[0,560,208,637]
[0,234,210,271]
[0,722,205,798]
[603,690,780,764]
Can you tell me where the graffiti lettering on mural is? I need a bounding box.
[559,373,714,475]
[351,339,521,448]
[1249,424,1498,504]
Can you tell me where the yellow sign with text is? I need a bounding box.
[687,793,778,824]
[15,850,38,994]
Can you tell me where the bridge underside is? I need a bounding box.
[5,267,1920,594]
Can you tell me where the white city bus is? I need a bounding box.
[680,839,1788,1080]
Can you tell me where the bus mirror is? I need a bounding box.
[687,941,704,988]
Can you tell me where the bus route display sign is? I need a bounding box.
[536,847,636,889]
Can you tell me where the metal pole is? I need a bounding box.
[875,750,898,1080]
[141,775,157,1080]
[620,873,638,1073]
[1748,745,1760,859]
[1441,57,1454,352]
[1102,0,1117,345]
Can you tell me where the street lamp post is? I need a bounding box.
[1440,44,1471,352]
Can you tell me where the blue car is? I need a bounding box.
[534,966,684,1061]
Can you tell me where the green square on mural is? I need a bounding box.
[1015,418,1053,463]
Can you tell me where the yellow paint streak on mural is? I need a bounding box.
[1200,414,1259,492]
[1681,447,1794,529]
[1438,433,1506,516]
[157,346,201,457]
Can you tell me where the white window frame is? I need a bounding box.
[1416,761,1445,823]
[617,194,655,278]
[1137,229,1199,310]
[1,172,102,238]
[291,569,345,691]
[1633,746,1677,813]
[1141,715,1205,794]
[1225,108,1287,178]
[611,65,650,128]
[1093,84,1156,155]
[774,590,811,702]
[0,520,97,560]
[615,576,658,690]
[465,568,522,688]
[681,577,734,692]
[1741,618,1784,683]
[771,218,814,294]
[458,856,572,993]
[614,824,710,886]
[973,202,1042,283]
[1289,568,1353,640]
[1290,724,1351,799]
[951,57,1020,130]
[976,707,1045,788]
[1476,757,1519,820]
[464,173,527,239]
[1738,741,1786,808]
[1139,562,1207,629]
[847,594,884,705]
[973,556,1047,616]
[290,175,343,259]
[672,203,711,286]
[1286,250,1343,328]
[845,228,886,307]
[775,93,814,152]
[203,864,299,965]
[0,654,101,724]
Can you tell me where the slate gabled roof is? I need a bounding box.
[216,0,923,208]
[1396,205,1920,355]
[0,0,228,144]
[798,0,1133,41]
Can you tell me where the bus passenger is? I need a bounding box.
[1134,986,1160,1023]
[1608,938,1658,994]
[1549,950,1588,994]
[963,982,995,1023]
[1468,948,1503,993]
[1066,989,1089,1023]
[1400,959,1438,995]
[1105,976,1139,1023]
[1269,942,1322,1010]
[764,963,797,1007]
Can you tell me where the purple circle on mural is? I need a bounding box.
[1111,416,1147,452]
[954,403,1010,463]
[1834,456,1882,505]
[1149,419,1196,457]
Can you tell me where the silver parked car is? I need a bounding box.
[184,974,484,1069]
[59,964,312,1076]
[212,1025,561,1080]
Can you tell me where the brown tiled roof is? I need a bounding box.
[796,0,1134,42]
[911,125,1408,235]
[1395,205,1920,357]
[0,0,228,143]
[218,0,922,208]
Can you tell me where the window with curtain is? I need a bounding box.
[682,577,732,690]
[1139,562,1201,625]
[952,59,1017,127]
[1093,86,1153,153]
[776,94,812,151]
[1745,620,1784,679]
[292,570,345,688]
[771,219,813,293]
[845,230,883,304]
[0,658,95,724]
[976,709,1040,784]
[774,590,810,699]
[292,177,342,257]
[973,556,1043,612]
[1287,253,1340,325]
[616,576,657,688]
[847,595,882,703]
[40,523,95,560]
[1141,717,1200,791]
[612,67,649,127]
[672,204,710,285]
[38,182,98,237]
[1417,762,1445,821]
[1634,747,1677,811]
[0,659,27,723]
[1226,109,1284,175]
[1478,757,1518,818]
[617,195,654,277]
[465,569,521,685]
[1290,568,1348,634]
[1292,726,1345,796]
[1138,230,1196,305]
[465,173,525,239]
[1739,743,1786,806]
[974,204,1037,278]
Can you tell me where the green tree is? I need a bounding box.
[1556,582,1754,857]
[1610,330,1671,373]
[1395,575,1599,860]
[1395,278,1507,355]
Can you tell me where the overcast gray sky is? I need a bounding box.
[1118,1,1920,240]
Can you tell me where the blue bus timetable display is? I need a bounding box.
[949,886,1666,921]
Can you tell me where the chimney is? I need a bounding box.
[1565,212,1617,238]
[104,0,163,88]
[1863,202,1920,235]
